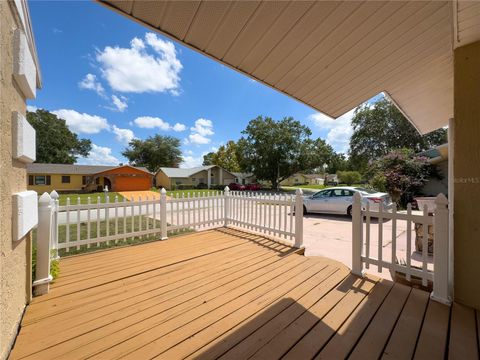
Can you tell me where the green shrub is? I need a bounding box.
[196,182,208,189]
[337,171,362,185]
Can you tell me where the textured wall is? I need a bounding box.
[454,40,480,310]
[0,2,32,358]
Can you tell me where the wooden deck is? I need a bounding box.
[10,228,480,359]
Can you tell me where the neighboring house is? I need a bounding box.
[232,172,257,185]
[27,164,153,193]
[155,165,236,189]
[325,174,339,185]
[280,173,325,186]
[0,1,41,357]
[419,143,448,196]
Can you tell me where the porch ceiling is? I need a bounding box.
[100,1,480,134]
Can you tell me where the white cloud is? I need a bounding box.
[190,118,214,136]
[172,123,186,132]
[96,33,182,94]
[79,73,106,97]
[111,95,128,112]
[181,155,204,168]
[77,144,119,166]
[52,109,110,134]
[27,105,38,112]
[186,118,214,145]
[133,116,171,131]
[309,109,355,153]
[133,116,186,132]
[188,133,211,145]
[111,125,135,145]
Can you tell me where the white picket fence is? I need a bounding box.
[33,187,303,295]
[351,192,451,305]
[43,188,304,249]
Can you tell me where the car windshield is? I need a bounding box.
[354,187,377,194]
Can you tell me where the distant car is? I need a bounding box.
[302,186,394,216]
[245,183,262,191]
[228,182,246,191]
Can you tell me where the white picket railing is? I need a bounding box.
[352,192,451,305]
[36,186,304,258]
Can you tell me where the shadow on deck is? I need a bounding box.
[9,228,479,359]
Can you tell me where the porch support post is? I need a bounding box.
[33,192,53,296]
[207,168,211,189]
[220,168,223,186]
[431,194,451,305]
[453,40,480,309]
[351,192,363,277]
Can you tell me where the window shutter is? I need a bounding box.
[46,175,51,185]
[28,175,33,185]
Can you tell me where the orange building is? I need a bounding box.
[27,163,153,193]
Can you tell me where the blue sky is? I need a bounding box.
[28,1,376,167]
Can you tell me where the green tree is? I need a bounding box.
[202,140,241,172]
[27,109,92,164]
[202,152,215,166]
[237,116,330,190]
[368,149,439,208]
[349,98,448,171]
[122,135,182,172]
[337,171,362,185]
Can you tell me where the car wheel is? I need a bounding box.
[303,205,308,215]
[347,205,352,217]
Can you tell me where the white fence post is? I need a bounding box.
[352,192,364,276]
[33,192,53,296]
[49,190,59,259]
[431,193,451,305]
[224,186,230,227]
[294,189,304,248]
[160,188,168,240]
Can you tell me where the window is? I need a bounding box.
[34,175,46,185]
[313,190,331,198]
[62,175,70,184]
[82,176,90,185]
[95,178,100,185]
[192,178,196,182]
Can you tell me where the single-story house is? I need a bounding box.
[419,143,449,196]
[155,165,236,190]
[27,163,153,193]
[280,173,325,186]
[231,172,257,185]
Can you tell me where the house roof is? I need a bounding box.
[27,163,150,175]
[100,1,480,134]
[158,165,216,178]
[418,143,448,164]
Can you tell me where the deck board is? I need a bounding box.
[9,228,478,359]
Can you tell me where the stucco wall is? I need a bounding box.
[453,40,480,310]
[0,2,33,358]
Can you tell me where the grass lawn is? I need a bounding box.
[152,188,221,198]
[57,192,125,206]
[33,215,192,257]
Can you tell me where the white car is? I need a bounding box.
[302,186,393,216]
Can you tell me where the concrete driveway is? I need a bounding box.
[303,212,433,280]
